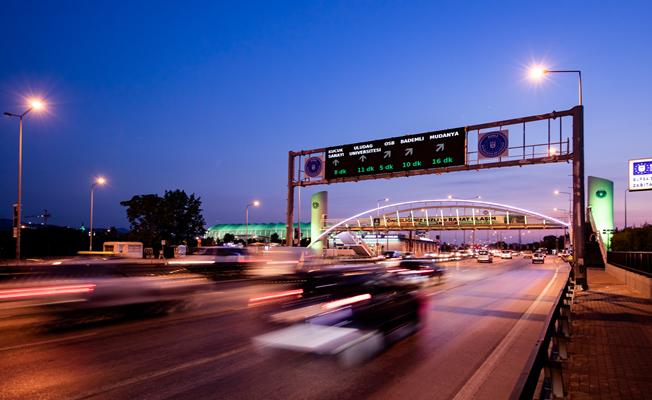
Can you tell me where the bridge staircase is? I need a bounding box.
[586,207,607,267]
[335,231,375,257]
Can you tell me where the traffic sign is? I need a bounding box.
[304,156,324,178]
[478,130,509,159]
[629,158,652,192]
[325,127,465,179]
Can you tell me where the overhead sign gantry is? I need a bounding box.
[286,106,586,287]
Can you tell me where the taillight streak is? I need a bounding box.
[0,284,96,300]
[322,293,371,310]
[248,289,304,305]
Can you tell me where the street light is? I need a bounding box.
[554,190,573,243]
[530,64,587,289]
[245,200,260,245]
[528,65,583,106]
[89,176,107,251]
[4,98,47,261]
[447,195,481,244]
[375,198,389,254]
[553,206,571,250]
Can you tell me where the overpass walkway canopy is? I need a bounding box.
[310,199,569,247]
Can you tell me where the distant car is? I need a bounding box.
[500,250,512,259]
[522,251,533,259]
[477,250,493,263]
[532,252,545,264]
[402,252,415,259]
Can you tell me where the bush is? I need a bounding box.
[611,224,652,251]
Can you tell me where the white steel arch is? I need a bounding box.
[308,199,570,248]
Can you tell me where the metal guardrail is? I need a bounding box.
[607,251,652,277]
[512,274,575,399]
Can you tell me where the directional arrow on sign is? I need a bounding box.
[333,159,340,166]
[359,155,367,162]
[384,150,391,158]
[405,148,413,156]
[436,143,445,152]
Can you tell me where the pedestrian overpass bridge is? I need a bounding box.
[310,199,569,248]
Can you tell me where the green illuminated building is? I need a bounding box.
[206,223,310,241]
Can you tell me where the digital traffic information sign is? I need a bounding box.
[325,127,466,179]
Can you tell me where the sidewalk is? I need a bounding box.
[565,267,652,399]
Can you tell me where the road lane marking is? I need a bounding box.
[72,345,250,399]
[0,332,98,352]
[451,265,562,400]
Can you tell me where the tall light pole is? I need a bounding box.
[89,176,107,251]
[532,65,587,288]
[245,200,260,245]
[376,198,389,254]
[624,189,628,229]
[553,207,571,249]
[4,98,46,261]
[447,195,481,245]
[554,190,573,244]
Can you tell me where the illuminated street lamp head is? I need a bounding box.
[554,190,560,195]
[528,65,548,81]
[96,176,106,185]
[447,195,453,199]
[553,207,559,211]
[29,98,45,111]
[252,200,260,207]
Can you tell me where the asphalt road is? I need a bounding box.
[0,256,569,400]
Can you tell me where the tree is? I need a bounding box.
[120,190,206,247]
[612,224,652,251]
[223,233,235,243]
[270,232,281,244]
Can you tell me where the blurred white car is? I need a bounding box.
[500,250,512,259]
[532,252,545,264]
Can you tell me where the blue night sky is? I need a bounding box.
[1,1,651,233]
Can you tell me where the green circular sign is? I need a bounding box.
[596,190,607,198]
[312,201,320,209]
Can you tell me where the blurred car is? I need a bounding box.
[382,251,403,259]
[168,246,254,277]
[0,264,209,321]
[477,250,493,263]
[532,252,545,264]
[388,259,445,285]
[522,251,533,259]
[402,252,415,259]
[500,250,513,259]
[253,268,424,366]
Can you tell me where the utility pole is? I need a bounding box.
[572,105,588,289]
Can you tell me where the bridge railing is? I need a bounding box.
[512,273,574,399]
[607,251,652,277]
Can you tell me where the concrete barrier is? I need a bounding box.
[605,263,652,298]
